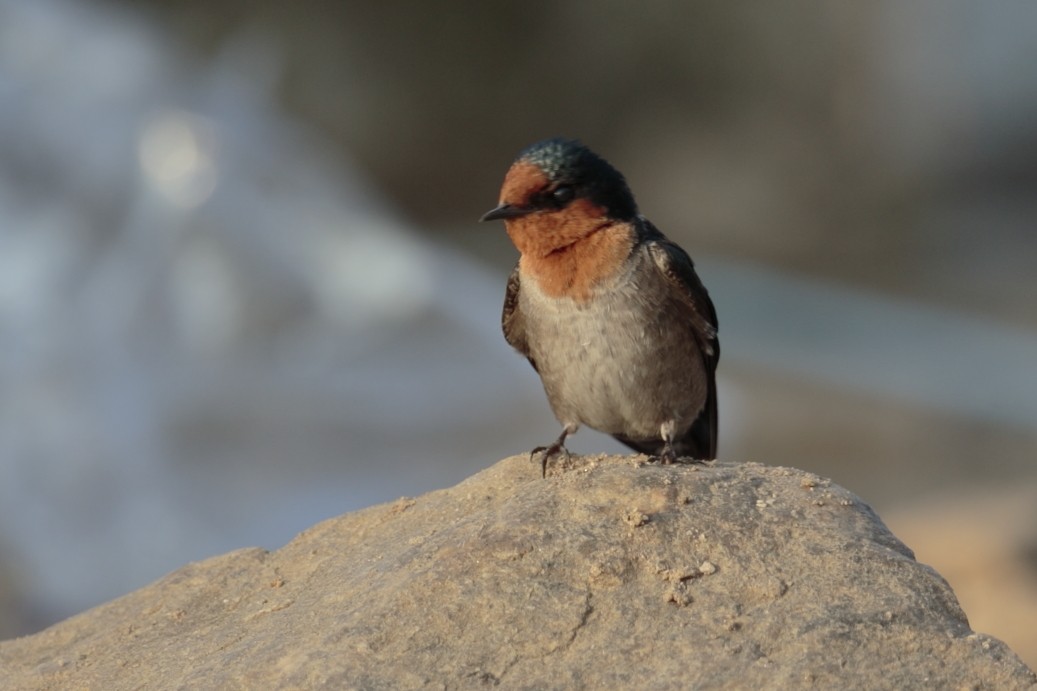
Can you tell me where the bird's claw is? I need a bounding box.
[653,453,711,466]
[658,442,678,465]
[530,443,570,478]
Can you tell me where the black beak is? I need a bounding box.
[479,203,530,222]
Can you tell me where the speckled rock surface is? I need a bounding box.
[2,455,1034,689]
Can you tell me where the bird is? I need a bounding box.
[480,137,719,476]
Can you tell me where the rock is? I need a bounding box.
[2,456,1034,689]
[884,484,1037,671]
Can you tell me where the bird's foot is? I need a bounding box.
[530,428,574,478]
[652,454,712,466]
[530,442,570,478]
[654,440,711,466]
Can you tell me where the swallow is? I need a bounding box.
[481,137,719,476]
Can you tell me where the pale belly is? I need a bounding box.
[520,261,707,440]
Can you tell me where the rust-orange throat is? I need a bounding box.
[497,161,634,300]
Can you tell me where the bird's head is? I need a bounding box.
[480,138,638,257]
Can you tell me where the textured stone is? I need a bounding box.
[1,455,1034,689]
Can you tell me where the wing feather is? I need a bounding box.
[501,264,538,372]
[643,219,719,459]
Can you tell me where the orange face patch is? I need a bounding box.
[515,217,635,301]
[499,160,551,208]
[502,197,604,257]
[495,159,633,301]
[497,160,609,258]
[517,221,634,301]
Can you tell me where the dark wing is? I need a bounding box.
[502,263,538,372]
[643,219,719,459]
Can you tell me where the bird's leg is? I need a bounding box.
[531,423,577,478]
[657,420,711,466]
[659,420,678,465]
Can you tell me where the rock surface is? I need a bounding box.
[2,455,1035,689]
[886,484,1037,671]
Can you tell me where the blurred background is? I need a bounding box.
[1,0,1035,667]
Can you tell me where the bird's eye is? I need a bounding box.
[551,185,574,206]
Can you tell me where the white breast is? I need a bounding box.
[519,248,707,440]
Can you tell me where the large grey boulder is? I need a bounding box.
[2,455,1034,689]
